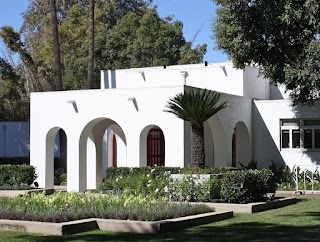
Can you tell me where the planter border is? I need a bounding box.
[0,211,233,236]
[190,197,298,214]
[0,189,54,198]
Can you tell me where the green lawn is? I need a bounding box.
[1,197,319,242]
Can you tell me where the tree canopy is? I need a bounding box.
[1,0,206,90]
[0,0,207,120]
[213,0,320,104]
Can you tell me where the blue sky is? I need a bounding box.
[0,0,227,63]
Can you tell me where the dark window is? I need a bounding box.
[303,129,312,148]
[281,130,290,148]
[292,130,300,148]
[147,128,165,166]
[315,129,320,148]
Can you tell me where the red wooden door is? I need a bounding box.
[147,128,165,166]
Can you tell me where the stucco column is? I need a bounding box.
[67,133,87,192]
[31,130,54,189]
[126,133,139,167]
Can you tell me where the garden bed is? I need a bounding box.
[0,211,233,235]
[188,197,298,214]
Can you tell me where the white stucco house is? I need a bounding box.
[29,62,320,192]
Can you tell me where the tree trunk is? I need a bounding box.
[50,0,63,91]
[191,122,205,168]
[87,0,95,89]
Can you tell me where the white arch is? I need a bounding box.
[79,118,127,190]
[233,121,251,167]
[205,115,227,167]
[45,127,67,188]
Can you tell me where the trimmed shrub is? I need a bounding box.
[0,165,37,189]
[220,169,275,203]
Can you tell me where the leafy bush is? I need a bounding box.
[269,160,293,184]
[99,167,236,198]
[99,168,171,198]
[168,175,211,202]
[220,169,275,203]
[0,192,212,222]
[0,165,37,189]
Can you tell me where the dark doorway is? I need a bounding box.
[232,132,236,167]
[112,134,117,167]
[147,128,165,166]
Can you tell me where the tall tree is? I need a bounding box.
[50,0,63,91]
[19,0,206,90]
[165,89,228,168]
[87,0,95,89]
[213,0,320,104]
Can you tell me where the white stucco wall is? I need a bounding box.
[101,62,269,99]
[30,86,187,192]
[0,122,30,157]
[253,100,320,169]
[243,66,270,100]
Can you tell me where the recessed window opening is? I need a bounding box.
[280,119,320,150]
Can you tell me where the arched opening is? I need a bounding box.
[204,115,227,167]
[79,118,126,190]
[140,125,165,167]
[232,121,251,167]
[45,127,67,188]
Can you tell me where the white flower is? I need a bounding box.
[164,186,168,193]
[146,174,150,177]
[155,188,159,193]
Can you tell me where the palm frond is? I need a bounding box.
[164,89,228,123]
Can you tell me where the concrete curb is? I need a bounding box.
[191,197,298,214]
[0,211,233,235]
[0,189,54,198]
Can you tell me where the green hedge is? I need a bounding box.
[220,169,275,203]
[0,165,37,189]
[105,166,238,179]
[100,167,276,203]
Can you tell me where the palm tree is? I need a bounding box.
[87,0,95,89]
[165,89,228,168]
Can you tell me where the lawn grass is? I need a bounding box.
[1,197,319,242]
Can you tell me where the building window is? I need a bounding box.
[281,130,289,148]
[281,119,320,150]
[292,130,300,148]
[315,129,320,148]
[303,129,312,148]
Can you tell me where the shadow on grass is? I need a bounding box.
[11,222,320,242]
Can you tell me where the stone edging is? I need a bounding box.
[0,211,233,236]
[0,189,54,198]
[190,197,298,214]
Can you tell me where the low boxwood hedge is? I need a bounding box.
[0,165,37,190]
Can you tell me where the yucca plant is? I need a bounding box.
[165,89,228,168]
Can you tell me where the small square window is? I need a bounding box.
[315,129,320,148]
[292,130,300,148]
[281,130,289,148]
[304,129,312,148]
